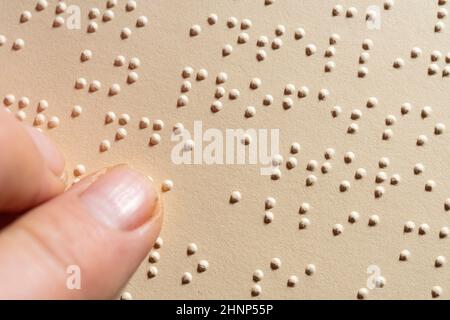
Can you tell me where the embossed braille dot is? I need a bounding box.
[318,89,329,101]
[325,61,336,73]
[189,25,201,37]
[181,81,192,93]
[435,256,446,268]
[411,47,422,58]
[428,63,440,75]
[431,286,443,298]
[390,174,401,185]
[299,217,311,229]
[419,223,430,235]
[438,8,448,19]
[286,157,297,170]
[282,97,293,110]
[265,197,276,210]
[177,95,189,107]
[109,84,121,96]
[47,116,60,129]
[253,270,264,282]
[75,78,87,89]
[385,115,397,126]
[348,211,360,223]
[321,162,332,174]
[251,284,262,297]
[366,97,378,109]
[404,221,415,233]
[18,97,30,109]
[307,160,318,171]
[126,1,137,12]
[368,215,380,226]
[344,151,355,164]
[20,11,32,23]
[35,0,48,11]
[305,44,317,56]
[107,0,117,8]
[207,13,218,25]
[340,181,350,192]
[115,128,127,140]
[271,38,282,50]
[421,106,432,118]
[103,9,114,22]
[128,57,141,70]
[88,8,100,19]
[256,50,267,61]
[149,251,160,264]
[120,292,132,300]
[161,179,173,192]
[3,94,15,107]
[294,28,305,40]
[299,202,310,214]
[197,260,209,273]
[275,24,285,36]
[187,243,198,256]
[384,0,394,10]
[375,171,388,183]
[105,112,116,125]
[431,51,442,62]
[264,211,274,224]
[214,87,225,99]
[227,17,238,28]
[0,35,6,46]
[147,266,158,278]
[425,180,436,192]
[331,106,342,118]
[374,186,385,198]
[196,69,208,81]
[333,224,344,236]
[298,86,309,98]
[271,168,281,180]
[89,80,102,92]
[440,227,449,238]
[357,288,369,300]
[73,164,86,177]
[325,46,336,58]
[99,140,111,152]
[136,16,148,28]
[149,133,161,146]
[416,135,428,146]
[305,264,316,276]
[399,250,411,261]
[121,27,132,39]
[33,114,46,126]
[332,5,344,16]
[118,114,130,126]
[12,38,25,50]
[182,272,192,285]
[245,106,256,118]
[443,66,450,77]
[355,168,367,180]
[87,21,98,33]
[230,191,242,204]
[382,129,393,140]
[393,58,404,69]
[71,105,82,118]
[435,123,445,135]
[240,18,252,30]
[346,7,357,18]
[250,78,262,89]
[284,84,295,95]
[16,110,26,121]
[287,275,298,287]
[257,35,269,47]
[270,257,281,270]
[347,123,359,134]
[127,72,139,84]
[182,66,194,78]
[229,89,240,100]
[435,21,445,33]
[358,67,368,78]
[290,142,300,154]
[329,33,340,45]
[362,39,374,50]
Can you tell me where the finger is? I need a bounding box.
[0,165,163,299]
[0,108,65,214]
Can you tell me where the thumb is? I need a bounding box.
[0,165,163,299]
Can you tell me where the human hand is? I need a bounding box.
[0,108,162,299]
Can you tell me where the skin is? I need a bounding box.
[0,108,163,299]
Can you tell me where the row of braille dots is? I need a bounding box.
[435,0,448,33]
[332,1,394,20]
[322,33,341,74]
[179,243,209,285]
[75,55,140,96]
[86,1,148,39]
[100,112,165,152]
[403,220,449,238]
[395,47,450,77]
[2,95,60,128]
[251,259,316,297]
[356,39,374,78]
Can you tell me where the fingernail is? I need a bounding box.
[80,165,159,231]
[25,127,65,177]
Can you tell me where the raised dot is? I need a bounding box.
[197,260,209,273]
[362,39,374,50]
[332,4,344,16]
[80,49,92,62]
[305,44,317,56]
[329,33,340,45]
[71,105,82,118]
[230,191,242,204]
[425,180,436,192]
[181,272,192,285]
[294,28,305,40]
[187,243,198,255]
[264,211,274,224]
[251,284,262,297]
[35,0,48,11]
[148,251,160,263]
[126,1,137,12]
[196,69,208,81]
[20,11,32,23]
[432,286,443,298]
[147,266,158,278]
[290,142,300,154]
[416,135,428,146]
[399,249,411,261]
[287,275,298,287]
[305,264,316,276]
[3,94,15,107]
[298,202,310,214]
[435,256,446,268]
[306,175,317,186]
[358,67,369,78]
[344,151,355,164]
[115,128,127,140]
[357,288,369,300]
[411,47,422,58]
[227,17,238,28]
[438,8,448,19]
[109,84,121,96]
[404,221,415,233]
[89,80,102,93]
[384,0,394,10]
[375,171,388,183]
[257,35,269,47]
[419,223,430,235]
[421,106,432,118]
[207,13,218,25]
[348,211,360,223]
[318,89,329,101]
[120,292,132,300]
[325,46,336,58]
[374,186,385,198]
[16,110,26,121]
[270,257,281,270]
[99,140,111,152]
[229,89,240,100]
[298,86,309,98]
[12,38,25,50]
[18,97,30,109]
[256,49,267,61]
[153,119,164,131]
[435,123,446,135]
[118,114,130,126]
[103,9,114,22]
[435,21,445,33]
[390,174,401,185]
[414,163,424,175]
[75,78,87,89]
[439,227,449,239]
[241,18,252,30]
[105,111,116,124]
[87,21,98,33]
[121,27,132,39]
[47,116,60,129]
[149,133,161,146]
[265,197,276,210]
[0,35,6,46]
[244,106,256,118]
[33,114,46,126]
[429,63,440,75]
[88,8,100,19]
[136,16,148,28]
[382,129,393,141]
[333,224,344,236]
[253,269,264,282]
[286,157,297,170]
[393,58,405,69]
[366,97,378,108]
[73,164,86,177]
[326,61,336,73]
[355,168,367,180]
[346,7,358,18]
[368,215,380,226]
[189,25,201,37]
[299,217,311,229]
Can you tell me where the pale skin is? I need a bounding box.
[0,107,163,299]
